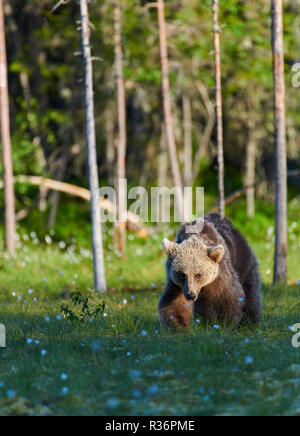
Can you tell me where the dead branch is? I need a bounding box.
[0,176,149,237]
[51,0,70,14]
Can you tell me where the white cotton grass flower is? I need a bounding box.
[147,384,159,395]
[61,387,69,396]
[213,324,220,330]
[45,316,50,323]
[245,356,254,364]
[26,338,33,345]
[107,397,120,409]
[126,351,131,357]
[45,235,52,244]
[6,389,16,398]
[129,370,142,381]
[28,289,33,294]
[141,330,148,337]
[195,318,201,324]
[60,374,68,381]
[90,340,102,352]
[41,349,47,357]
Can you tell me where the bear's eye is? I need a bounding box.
[195,274,202,281]
[178,272,186,281]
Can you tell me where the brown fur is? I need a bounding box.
[158,214,262,330]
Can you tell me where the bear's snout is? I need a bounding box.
[186,291,197,302]
[184,281,198,302]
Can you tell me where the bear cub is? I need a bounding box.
[159,214,262,329]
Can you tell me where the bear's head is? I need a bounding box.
[162,236,224,302]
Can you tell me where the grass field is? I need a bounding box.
[0,200,300,416]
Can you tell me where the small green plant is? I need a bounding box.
[60,292,106,323]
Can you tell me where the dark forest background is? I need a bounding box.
[2,0,300,207]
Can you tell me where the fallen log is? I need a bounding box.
[0,176,149,238]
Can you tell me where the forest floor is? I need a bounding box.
[0,201,300,416]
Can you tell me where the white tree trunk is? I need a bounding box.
[183,94,193,187]
[212,0,225,219]
[245,117,256,219]
[105,106,115,186]
[158,126,168,187]
[114,0,127,257]
[80,0,106,291]
[157,0,183,220]
[271,0,287,284]
[0,0,15,255]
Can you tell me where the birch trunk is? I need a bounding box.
[158,126,168,188]
[271,0,287,284]
[105,107,115,187]
[245,116,256,219]
[80,0,106,291]
[183,94,193,187]
[0,0,15,255]
[157,0,183,220]
[212,0,225,219]
[114,0,127,257]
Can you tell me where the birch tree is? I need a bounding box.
[271,0,287,284]
[245,112,256,219]
[183,94,193,187]
[157,0,183,219]
[0,0,15,255]
[113,0,127,257]
[80,0,106,291]
[212,0,225,219]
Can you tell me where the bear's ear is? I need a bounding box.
[208,245,224,263]
[162,238,177,257]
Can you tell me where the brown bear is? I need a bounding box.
[158,214,262,330]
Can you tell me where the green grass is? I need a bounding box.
[0,203,300,416]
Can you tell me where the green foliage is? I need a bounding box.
[4,0,299,190]
[61,292,106,323]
